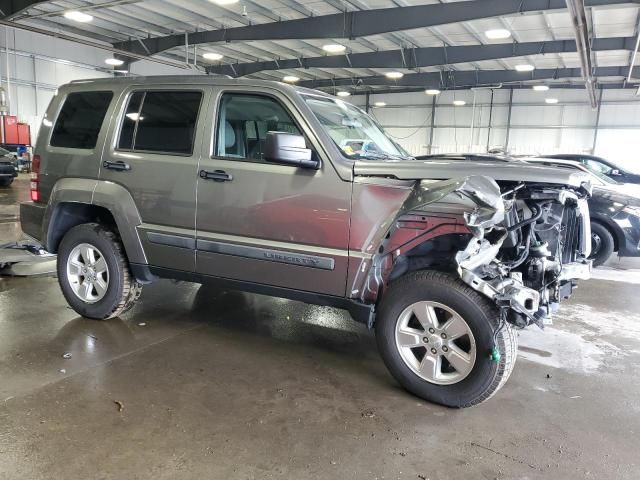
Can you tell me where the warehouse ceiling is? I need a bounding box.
[3,0,640,96]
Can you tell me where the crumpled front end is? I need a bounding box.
[439,176,592,328]
[353,175,592,329]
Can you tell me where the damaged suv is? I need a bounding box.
[20,77,592,407]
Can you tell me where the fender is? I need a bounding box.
[348,176,503,303]
[44,178,147,265]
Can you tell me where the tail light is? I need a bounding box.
[30,155,40,202]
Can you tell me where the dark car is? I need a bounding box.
[528,158,640,266]
[539,154,640,185]
[0,147,17,187]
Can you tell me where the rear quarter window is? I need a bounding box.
[50,91,113,149]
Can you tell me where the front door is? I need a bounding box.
[100,86,210,272]
[195,89,351,296]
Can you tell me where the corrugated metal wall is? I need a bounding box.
[2,28,639,171]
[351,88,640,170]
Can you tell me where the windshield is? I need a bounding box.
[303,94,411,160]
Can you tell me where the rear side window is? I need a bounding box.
[117,90,202,155]
[50,91,113,149]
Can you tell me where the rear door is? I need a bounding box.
[195,87,351,296]
[100,85,210,272]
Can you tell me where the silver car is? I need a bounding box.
[20,76,592,407]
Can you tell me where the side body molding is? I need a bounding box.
[44,178,147,265]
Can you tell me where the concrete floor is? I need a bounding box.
[2,175,640,479]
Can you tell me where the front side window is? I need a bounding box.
[51,91,113,149]
[117,90,202,155]
[216,93,302,162]
[303,94,410,161]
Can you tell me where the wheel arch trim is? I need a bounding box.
[43,178,147,264]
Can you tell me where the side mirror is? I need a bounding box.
[610,169,622,176]
[264,132,318,169]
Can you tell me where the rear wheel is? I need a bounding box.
[376,270,517,408]
[589,222,615,267]
[57,223,142,320]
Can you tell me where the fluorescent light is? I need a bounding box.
[63,10,93,22]
[545,98,559,104]
[453,100,466,106]
[485,29,511,40]
[385,71,404,80]
[425,89,441,95]
[336,91,351,97]
[515,64,535,72]
[208,0,239,4]
[283,75,300,83]
[322,44,346,54]
[105,58,124,66]
[126,113,143,121]
[374,101,387,107]
[533,85,550,91]
[202,52,223,61]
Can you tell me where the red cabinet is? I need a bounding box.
[17,123,31,145]
[1,116,31,145]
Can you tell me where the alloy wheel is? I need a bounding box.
[66,243,110,303]
[394,301,476,385]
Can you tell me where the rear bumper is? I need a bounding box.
[19,202,46,242]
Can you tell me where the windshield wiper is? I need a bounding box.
[356,151,413,161]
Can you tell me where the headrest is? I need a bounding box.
[224,121,236,149]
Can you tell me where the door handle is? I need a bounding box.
[199,169,233,182]
[103,160,131,172]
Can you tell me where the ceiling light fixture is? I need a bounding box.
[515,64,535,72]
[533,85,550,91]
[202,52,224,61]
[374,101,387,107]
[425,89,441,95]
[545,98,559,104]
[453,100,466,106]
[322,44,346,54]
[283,75,300,83]
[63,10,93,22]
[485,29,511,40]
[336,91,351,97]
[105,58,124,66]
[208,0,239,5]
[385,71,404,80]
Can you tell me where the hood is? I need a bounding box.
[353,159,591,188]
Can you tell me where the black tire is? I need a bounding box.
[57,223,142,320]
[0,177,13,187]
[376,270,517,408]
[589,222,615,268]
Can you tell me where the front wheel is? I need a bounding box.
[57,223,142,320]
[0,177,13,187]
[376,270,517,408]
[589,222,615,267]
